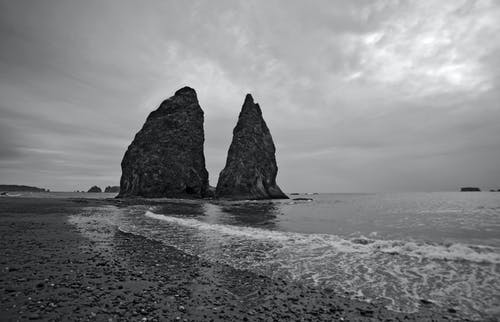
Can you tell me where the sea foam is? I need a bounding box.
[145,211,500,264]
[67,206,500,320]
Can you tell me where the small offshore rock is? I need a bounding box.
[87,186,102,193]
[104,186,120,193]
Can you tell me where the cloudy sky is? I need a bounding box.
[1,0,499,192]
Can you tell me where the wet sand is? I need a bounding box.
[0,197,471,321]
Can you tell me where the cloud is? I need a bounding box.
[347,0,500,97]
[0,0,499,191]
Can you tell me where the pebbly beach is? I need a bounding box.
[0,196,469,321]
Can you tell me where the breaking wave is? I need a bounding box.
[145,211,500,264]
[68,205,500,320]
[141,210,500,319]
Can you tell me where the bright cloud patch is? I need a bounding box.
[349,0,500,97]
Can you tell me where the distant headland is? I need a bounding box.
[0,184,49,192]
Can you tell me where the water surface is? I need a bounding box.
[68,192,500,320]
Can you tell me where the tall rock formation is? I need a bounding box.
[216,94,288,200]
[118,87,209,198]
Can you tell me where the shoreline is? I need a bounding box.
[0,197,472,321]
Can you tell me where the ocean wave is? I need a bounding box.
[145,211,500,264]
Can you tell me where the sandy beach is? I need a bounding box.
[0,197,471,321]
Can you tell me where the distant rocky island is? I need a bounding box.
[0,184,49,192]
[118,87,287,200]
[104,186,120,193]
[460,187,481,192]
[87,186,102,193]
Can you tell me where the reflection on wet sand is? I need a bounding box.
[110,205,280,308]
[205,201,282,229]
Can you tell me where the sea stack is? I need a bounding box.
[118,87,209,198]
[216,94,288,200]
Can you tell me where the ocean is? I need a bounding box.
[64,192,500,320]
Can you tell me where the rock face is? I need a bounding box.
[216,94,288,200]
[118,87,209,198]
[87,186,102,193]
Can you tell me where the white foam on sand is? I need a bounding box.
[144,210,500,319]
